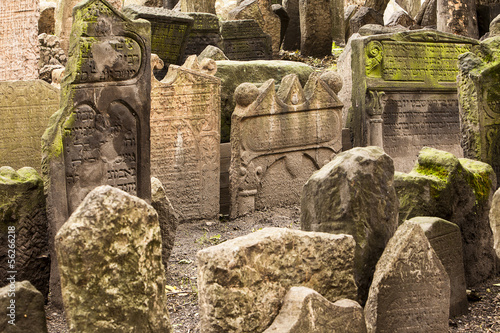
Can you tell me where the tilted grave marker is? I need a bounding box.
[183,13,220,62]
[220,20,272,61]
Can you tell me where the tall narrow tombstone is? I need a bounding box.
[183,13,221,62]
[282,0,300,50]
[490,188,500,262]
[180,0,216,13]
[151,55,220,220]
[364,221,450,333]
[0,0,40,81]
[330,0,345,46]
[0,80,59,173]
[477,0,500,37]
[437,0,478,38]
[349,30,478,172]
[220,20,272,60]
[42,0,151,308]
[230,73,342,218]
[299,0,333,57]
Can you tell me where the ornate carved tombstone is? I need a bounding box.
[42,0,151,308]
[349,30,478,172]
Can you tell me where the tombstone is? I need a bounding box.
[230,73,342,218]
[458,35,500,184]
[264,287,367,333]
[395,147,496,286]
[491,13,500,37]
[42,0,151,308]
[123,0,163,6]
[330,0,345,46]
[220,20,272,60]
[299,0,333,57]
[39,2,56,35]
[282,0,300,50]
[0,167,50,300]
[407,217,468,317]
[0,0,40,81]
[395,0,421,19]
[272,4,289,48]
[364,0,390,13]
[348,7,384,38]
[415,0,437,27]
[56,186,172,332]
[349,30,477,172]
[182,12,221,62]
[301,146,398,305]
[0,80,59,172]
[151,55,220,220]
[0,280,48,333]
[199,45,229,61]
[437,0,478,38]
[197,228,357,333]
[490,188,500,262]
[180,0,216,13]
[364,221,450,332]
[477,1,500,37]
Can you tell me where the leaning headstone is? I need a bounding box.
[301,146,398,305]
[348,7,384,38]
[407,217,468,317]
[489,188,500,263]
[197,227,357,333]
[0,80,59,172]
[437,0,478,38]
[364,221,450,333]
[42,0,151,308]
[349,30,477,172]
[182,13,221,62]
[0,167,50,300]
[264,287,367,333]
[180,0,216,13]
[230,73,343,218]
[282,0,300,50]
[198,45,229,61]
[220,20,272,60]
[56,186,172,332]
[299,0,333,57]
[395,0,421,18]
[0,280,48,333]
[415,0,437,27]
[0,0,40,80]
[395,147,496,286]
[151,55,220,220]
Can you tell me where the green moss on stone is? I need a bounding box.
[460,158,494,204]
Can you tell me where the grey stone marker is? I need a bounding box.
[437,0,478,38]
[407,217,468,317]
[183,12,220,62]
[42,0,151,308]
[180,0,216,13]
[301,146,399,305]
[220,19,272,61]
[282,0,300,50]
[364,221,450,333]
[299,0,333,57]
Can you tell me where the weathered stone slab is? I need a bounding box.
[0,280,48,333]
[180,0,216,13]
[395,0,421,19]
[478,1,500,37]
[0,0,40,80]
[0,167,50,300]
[395,147,496,286]
[365,221,450,332]
[220,19,272,61]
[197,227,357,333]
[56,186,172,332]
[42,0,151,308]
[301,146,398,305]
[437,0,478,38]
[407,217,468,317]
[489,187,500,263]
[230,73,342,218]
[0,80,59,173]
[349,30,478,172]
[299,0,333,57]
[282,0,300,50]
[264,287,367,333]
[151,55,220,220]
[330,0,345,45]
[182,13,220,62]
[348,7,384,38]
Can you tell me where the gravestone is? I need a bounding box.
[365,221,450,332]
[490,188,500,262]
[56,186,172,332]
[330,0,345,46]
[477,1,500,37]
[151,55,220,220]
[220,20,272,60]
[301,146,398,305]
[395,0,421,19]
[197,228,357,333]
[437,0,478,38]
[282,0,300,50]
[39,2,56,35]
[42,0,151,308]
[183,13,220,62]
[299,0,333,57]
[0,80,59,173]
[0,167,50,300]
[407,217,468,317]
[181,0,216,13]
[349,30,478,172]
[415,0,437,27]
[0,0,40,80]
[230,73,342,218]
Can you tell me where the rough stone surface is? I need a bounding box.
[364,0,390,13]
[407,217,468,317]
[0,280,47,333]
[386,11,415,27]
[39,3,56,35]
[220,19,272,61]
[282,0,300,50]
[348,7,384,37]
[182,13,220,63]
[301,146,398,305]
[198,45,229,61]
[478,1,500,37]
[395,0,421,18]
[364,221,450,333]
[491,14,500,37]
[0,0,40,80]
[299,0,333,57]
[395,147,497,286]
[0,167,50,300]
[415,0,437,27]
[264,287,366,333]
[56,186,172,333]
[197,227,357,333]
[489,187,500,263]
[181,0,216,13]
[437,0,478,38]
[230,73,343,217]
[38,33,67,84]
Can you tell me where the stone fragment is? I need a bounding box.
[198,45,229,61]
[364,0,390,13]
[385,11,415,27]
[478,2,500,37]
[0,280,47,333]
[395,147,496,286]
[301,146,398,304]
[182,12,221,63]
[197,227,357,333]
[395,0,421,18]
[220,19,272,61]
[56,186,172,332]
[357,23,408,36]
[364,221,450,332]
[407,217,468,317]
[491,13,500,37]
[264,287,366,333]
[489,188,500,263]
[230,73,342,217]
[0,167,50,300]
[437,0,478,38]
[344,5,359,41]
[299,0,333,57]
[39,2,56,35]
[272,4,289,48]
[348,6,384,37]
[330,0,345,45]
[181,0,216,13]
[415,0,437,27]
[282,0,300,50]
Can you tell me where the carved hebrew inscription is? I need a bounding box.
[151,22,189,64]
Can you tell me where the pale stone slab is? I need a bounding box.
[299,0,333,57]
[181,0,216,13]
[437,0,478,38]
[489,188,500,263]
[56,186,172,332]
[197,227,357,333]
[365,221,450,333]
